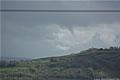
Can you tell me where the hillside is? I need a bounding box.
[0,47,120,80]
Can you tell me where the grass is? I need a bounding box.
[0,67,28,72]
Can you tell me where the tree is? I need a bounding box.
[99,48,103,50]
[50,57,56,62]
[29,67,37,73]
[110,46,114,49]
[7,61,17,67]
[0,61,8,68]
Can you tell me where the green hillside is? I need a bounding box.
[0,47,120,80]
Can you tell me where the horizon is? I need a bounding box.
[1,46,120,59]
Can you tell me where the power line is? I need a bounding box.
[1,9,120,12]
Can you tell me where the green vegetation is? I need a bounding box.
[0,47,120,80]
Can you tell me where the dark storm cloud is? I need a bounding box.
[1,1,120,58]
[2,1,120,10]
[1,1,120,27]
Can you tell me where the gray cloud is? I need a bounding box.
[1,1,120,58]
[45,23,120,50]
[2,23,120,58]
[2,1,120,10]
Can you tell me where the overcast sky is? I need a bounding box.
[1,1,120,58]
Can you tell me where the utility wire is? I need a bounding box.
[1,9,120,12]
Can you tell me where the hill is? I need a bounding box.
[0,47,120,80]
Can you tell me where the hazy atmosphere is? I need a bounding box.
[1,1,120,58]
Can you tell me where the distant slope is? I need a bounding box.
[0,57,31,61]
[0,47,120,80]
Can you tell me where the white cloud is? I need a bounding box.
[48,23,120,50]
[35,23,120,51]
[56,45,69,51]
[52,25,96,47]
[73,27,96,44]
[97,24,120,46]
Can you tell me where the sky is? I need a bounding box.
[1,1,120,58]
